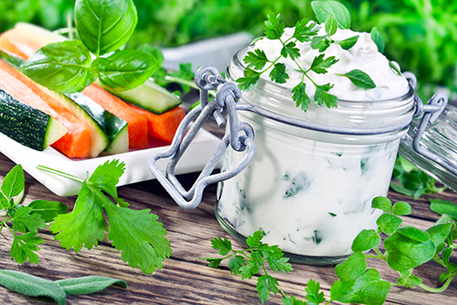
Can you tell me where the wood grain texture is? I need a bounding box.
[1,144,457,304]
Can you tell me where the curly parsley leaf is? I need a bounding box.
[47,159,171,274]
[337,69,376,89]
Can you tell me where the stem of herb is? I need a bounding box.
[36,165,85,184]
[418,275,455,293]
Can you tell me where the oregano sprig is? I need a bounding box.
[237,0,378,113]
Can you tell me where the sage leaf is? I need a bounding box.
[93,49,157,92]
[22,40,97,93]
[1,164,24,199]
[338,35,359,50]
[337,69,376,89]
[28,200,69,222]
[75,0,138,56]
[311,0,351,29]
[0,270,66,305]
[371,27,385,53]
[56,276,127,295]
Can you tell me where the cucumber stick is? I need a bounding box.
[43,87,129,157]
[101,79,182,114]
[0,89,66,150]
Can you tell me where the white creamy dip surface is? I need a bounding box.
[254,23,409,101]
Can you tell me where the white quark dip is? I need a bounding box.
[216,22,415,262]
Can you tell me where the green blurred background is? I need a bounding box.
[1,0,456,101]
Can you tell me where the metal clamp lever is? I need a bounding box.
[149,65,256,210]
[410,92,456,175]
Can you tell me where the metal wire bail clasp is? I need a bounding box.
[149,65,256,210]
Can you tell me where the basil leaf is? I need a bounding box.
[371,27,385,53]
[1,164,24,199]
[93,50,157,92]
[311,0,351,29]
[338,35,359,50]
[337,69,376,89]
[0,270,66,305]
[22,40,97,93]
[75,0,138,56]
[56,276,127,295]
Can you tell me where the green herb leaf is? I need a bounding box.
[293,18,319,42]
[28,200,69,223]
[281,41,300,60]
[351,229,381,252]
[371,27,385,53]
[426,223,451,247]
[22,40,97,93]
[310,35,331,52]
[211,236,232,256]
[257,274,279,303]
[269,63,289,83]
[75,0,138,56]
[384,230,435,271]
[244,49,269,70]
[264,14,285,40]
[325,14,338,36]
[246,230,264,248]
[305,279,326,304]
[392,201,412,216]
[0,270,66,305]
[349,269,391,305]
[11,232,43,264]
[389,61,402,76]
[292,82,311,111]
[314,84,338,108]
[205,257,223,268]
[371,196,392,212]
[329,279,355,302]
[376,213,403,235]
[335,251,367,282]
[337,35,359,50]
[228,255,245,275]
[396,226,430,242]
[1,164,24,199]
[237,68,261,91]
[310,54,339,74]
[11,205,46,233]
[93,49,157,92]
[311,0,351,29]
[282,294,306,305]
[337,69,376,89]
[48,160,171,274]
[56,275,127,295]
[430,199,457,219]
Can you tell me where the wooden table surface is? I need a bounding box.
[1,120,457,304]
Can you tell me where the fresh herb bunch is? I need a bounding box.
[206,196,457,304]
[0,165,68,264]
[202,230,293,303]
[37,160,171,274]
[390,155,447,200]
[0,270,126,305]
[237,1,378,112]
[21,0,158,94]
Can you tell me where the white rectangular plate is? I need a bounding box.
[0,128,221,196]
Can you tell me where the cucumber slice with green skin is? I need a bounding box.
[0,89,66,150]
[102,79,181,114]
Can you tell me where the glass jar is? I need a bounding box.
[215,48,416,264]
